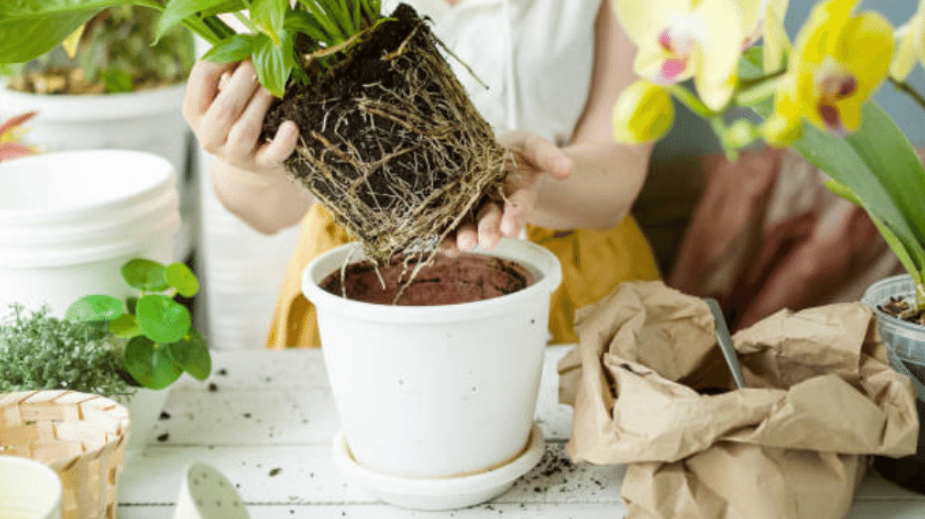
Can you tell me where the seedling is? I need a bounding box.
[67,258,210,390]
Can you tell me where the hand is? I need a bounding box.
[443,131,573,255]
[182,60,299,181]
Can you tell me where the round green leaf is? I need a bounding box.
[109,313,140,338]
[124,336,183,390]
[65,295,123,322]
[136,295,191,344]
[166,263,199,298]
[121,259,169,291]
[166,329,211,381]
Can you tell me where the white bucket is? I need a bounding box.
[302,238,562,478]
[115,387,171,457]
[0,456,62,519]
[0,84,188,177]
[0,150,179,316]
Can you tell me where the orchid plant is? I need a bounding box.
[613,0,925,311]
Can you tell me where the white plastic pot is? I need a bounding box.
[0,84,188,177]
[0,456,62,519]
[0,83,194,262]
[303,238,562,482]
[115,388,171,457]
[0,150,179,316]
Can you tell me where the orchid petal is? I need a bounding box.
[890,1,925,80]
[612,0,694,48]
[764,0,791,72]
[691,0,744,110]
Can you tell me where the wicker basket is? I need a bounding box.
[0,390,130,519]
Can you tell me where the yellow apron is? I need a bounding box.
[266,204,661,348]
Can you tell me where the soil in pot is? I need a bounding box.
[263,3,506,263]
[320,253,534,306]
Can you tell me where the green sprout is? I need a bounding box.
[66,258,210,390]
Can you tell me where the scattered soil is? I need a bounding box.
[263,3,506,262]
[320,253,533,306]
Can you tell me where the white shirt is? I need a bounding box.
[382,0,601,144]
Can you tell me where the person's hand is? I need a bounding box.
[182,59,299,181]
[443,131,573,255]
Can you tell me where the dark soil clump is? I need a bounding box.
[320,253,533,306]
[263,3,506,263]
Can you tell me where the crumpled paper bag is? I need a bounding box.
[558,281,918,519]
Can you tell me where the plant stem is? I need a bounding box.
[665,84,715,119]
[890,77,925,113]
[735,75,785,106]
[129,0,227,44]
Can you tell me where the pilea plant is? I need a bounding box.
[0,1,506,263]
[66,258,211,390]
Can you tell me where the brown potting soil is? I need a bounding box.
[263,3,506,263]
[319,253,534,306]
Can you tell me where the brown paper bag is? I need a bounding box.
[559,281,918,519]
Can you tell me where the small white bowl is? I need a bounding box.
[174,462,249,519]
[332,423,546,510]
[0,456,62,519]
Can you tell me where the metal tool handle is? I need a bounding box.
[705,298,746,389]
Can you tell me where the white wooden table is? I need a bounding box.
[118,346,925,518]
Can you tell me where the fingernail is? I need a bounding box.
[553,156,572,173]
[218,72,231,90]
[458,234,476,250]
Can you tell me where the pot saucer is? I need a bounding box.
[331,423,545,511]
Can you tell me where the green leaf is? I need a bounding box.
[250,0,286,46]
[126,296,138,315]
[66,295,123,322]
[201,33,256,63]
[285,10,328,47]
[124,336,183,390]
[300,0,345,43]
[0,0,125,63]
[166,263,200,297]
[253,34,289,97]
[166,329,211,381]
[101,68,133,93]
[109,313,140,338]
[121,259,169,291]
[199,0,247,17]
[136,295,191,344]
[156,0,236,42]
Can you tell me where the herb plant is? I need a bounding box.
[0,305,134,398]
[2,5,195,95]
[67,258,211,390]
[0,0,383,98]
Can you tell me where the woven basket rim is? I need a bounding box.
[0,389,130,467]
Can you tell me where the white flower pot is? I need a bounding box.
[302,238,561,508]
[0,83,194,262]
[0,456,62,519]
[0,150,179,316]
[116,387,171,457]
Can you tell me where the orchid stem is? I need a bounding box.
[735,75,785,106]
[666,84,715,120]
[890,77,925,113]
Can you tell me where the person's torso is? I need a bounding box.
[382,0,601,143]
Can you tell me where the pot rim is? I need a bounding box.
[863,273,924,331]
[302,238,563,324]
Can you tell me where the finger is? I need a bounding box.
[183,60,236,124]
[255,120,300,170]
[225,88,276,165]
[199,62,261,152]
[500,188,535,237]
[456,220,478,251]
[437,235,461,258]
[476,203,503,251]
[499,131,573,179]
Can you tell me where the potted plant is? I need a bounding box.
[609,0,925,493]
[303,238,560,509]
[0,5,196,263]
[0,0,505,264]
[0,257,210,455]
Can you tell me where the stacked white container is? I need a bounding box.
[0,150,179,316]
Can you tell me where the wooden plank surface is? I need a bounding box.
[117,347,925,518]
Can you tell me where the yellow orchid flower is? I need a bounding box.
[890,0,925,81]
[613,80,675,144]
[763,0,895,143]
[612,0,745,110]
